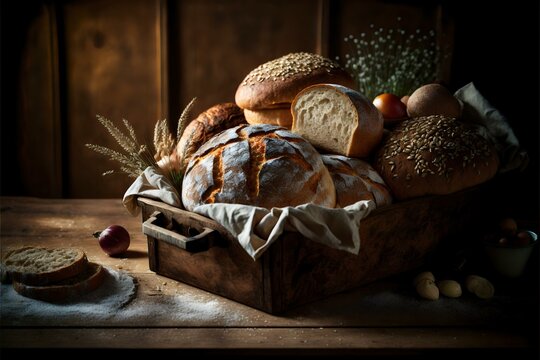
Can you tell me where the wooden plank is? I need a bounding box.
[16,3,62,197]
[61,0,164,198]
[169,0,320,121]
[0,327,531,351]
[0,197,537,333]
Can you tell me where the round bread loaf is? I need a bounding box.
[235,52,356,128]
[291,84,383,158]
[243,108,293,128]
[322,154,392,208]
[158,103,247,175]
[12,262,106,302]
[181,124,336,211]
[2,246,88,286]
[373,115,499,200]
[407,84,462,119]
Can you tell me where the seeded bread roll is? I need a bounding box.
[182,124,336,211]
[12,262,106,302]
[373,115,499,200]
[322,154,392,208]
[291,84,384,158]
[235,52,356,128]
[2,246,88,286]
[158,103,247,174]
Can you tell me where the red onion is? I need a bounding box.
[93,225,130,256]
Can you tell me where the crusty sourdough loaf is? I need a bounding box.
[322,154,392,208]
[162,102,247,173]
[12,262,106,302]
[373,115,499,200]
[235,52,356,128]
[181,124,336,211]
[291,84,384,158]
[2,246,88,286]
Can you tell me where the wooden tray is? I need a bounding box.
[138,185,489,314]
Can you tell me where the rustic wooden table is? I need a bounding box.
[0,197,538,358]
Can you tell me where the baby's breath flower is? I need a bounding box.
[338,18,448,99]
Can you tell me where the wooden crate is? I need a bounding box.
[138,185,489,314]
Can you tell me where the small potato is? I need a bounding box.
[437,280,462,298]
[416,278,439,300]
[465,275,495,299]
[413,271,435,287]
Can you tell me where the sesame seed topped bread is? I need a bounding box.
[373,115,499,200]
[12,262,106,303]
[322,154,393,208]
[235,52,356,128]
[181,123,336,211]
[291,84,384,158]
[2,246,88,286]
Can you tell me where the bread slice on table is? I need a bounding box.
[2,246,88,286]
[291,84,383,158]
[12,262,106,302]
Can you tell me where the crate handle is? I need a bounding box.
[142,211,216,252]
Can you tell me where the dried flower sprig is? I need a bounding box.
[86,98,197,191]
[85,115,157,178]
[337,18,449,100]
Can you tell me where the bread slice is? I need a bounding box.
[291,84,383,158]
[2,246,88,286]
[12,262,106,302]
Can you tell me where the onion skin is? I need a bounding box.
[93,225,130,256]
[373,93,408,120]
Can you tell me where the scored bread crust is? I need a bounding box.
[2,246,88,286]
[291,84,384,158]
[244,108,293,128]
[373,115,499,200]
[175,102,247,170]
[235,52,356,110]
[12,262,106,302]
[181,124,336,211]
[322,154,393,208]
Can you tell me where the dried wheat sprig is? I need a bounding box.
[177,97,197,141]
[96,115,138,153]
[123,118,138,143]
[152,119,176,161]
[85,143,145,178]
[153,119,167,152]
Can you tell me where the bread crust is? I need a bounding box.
[323,154,392,208]
[235,52,356,110]
[373,115,499,200]
[176,103,247,169]
[244,108,293,128]
[12,262,106,302]
[181,124,336,211]
[2,246,88,286]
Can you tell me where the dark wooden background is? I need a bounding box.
[1,0,538,220]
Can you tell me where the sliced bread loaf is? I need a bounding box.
[291,84,383,158]
[2,246,88,286]
[12,262,106,302]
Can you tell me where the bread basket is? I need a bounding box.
[138,182,491,314]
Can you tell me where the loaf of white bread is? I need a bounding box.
[291,84,384,158]
[181,124,336,211]
[1,246,106,302]
[235,52,356,129]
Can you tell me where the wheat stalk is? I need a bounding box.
[177,97,197,141]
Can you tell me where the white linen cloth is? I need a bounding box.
[454,82,529,173]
